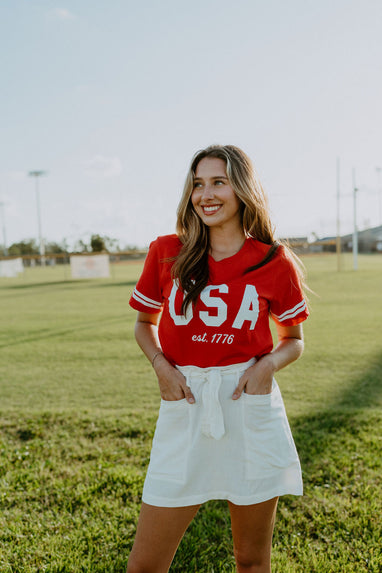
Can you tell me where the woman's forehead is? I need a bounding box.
[194,157,227,178]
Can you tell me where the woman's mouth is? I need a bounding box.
[202,205,222,215]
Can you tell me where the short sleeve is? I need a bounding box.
[129,239,163,314]
[269,249,309,326]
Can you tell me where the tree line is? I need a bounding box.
[2,235,133,257]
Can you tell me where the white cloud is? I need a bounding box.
[83,155,123,178]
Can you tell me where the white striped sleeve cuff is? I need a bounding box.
[272,299,307,322]
[132,288,162,311]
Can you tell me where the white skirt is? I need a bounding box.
[142,359,303,507]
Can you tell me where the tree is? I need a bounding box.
[45,241,68,254]
[103,236,120,252]
[122,243,139,252]
[8,239,39,256]
[90,234,106,252]
[73,239,89,253]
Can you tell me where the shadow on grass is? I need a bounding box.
[0,315,129,349]
[293,350,382,462]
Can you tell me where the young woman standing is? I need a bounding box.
[127,145,309,573]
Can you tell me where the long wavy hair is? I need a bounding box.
[172,144,305,313]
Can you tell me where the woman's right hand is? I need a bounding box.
[153,354,195,403]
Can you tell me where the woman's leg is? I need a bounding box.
[228,497,279,573]
[126,502,201,573]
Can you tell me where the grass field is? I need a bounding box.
[1,253,381,572]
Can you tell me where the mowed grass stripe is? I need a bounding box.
[0,254,381,572]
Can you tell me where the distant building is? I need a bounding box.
[310,225,382,253]
[279,237,309,255]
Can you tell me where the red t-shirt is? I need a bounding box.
[129,234,308,367]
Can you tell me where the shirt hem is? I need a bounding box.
[142,485,303,508]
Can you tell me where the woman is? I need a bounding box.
[127,145,309,573]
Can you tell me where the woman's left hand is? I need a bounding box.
[232,354,276,399]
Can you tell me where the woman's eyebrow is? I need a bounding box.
[193,175,228,181]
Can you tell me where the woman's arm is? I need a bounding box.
[135,312,195,403]
[232,323,304,398]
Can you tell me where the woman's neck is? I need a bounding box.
[209,227,246,262]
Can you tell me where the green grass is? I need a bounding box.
[1,254,381,572]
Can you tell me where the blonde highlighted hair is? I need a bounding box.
[172,144,305,312]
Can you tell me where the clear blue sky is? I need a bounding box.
[1,0,382,248]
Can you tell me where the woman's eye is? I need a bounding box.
[193,182,202,189]
[215,180,223,185]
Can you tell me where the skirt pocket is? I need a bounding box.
[243,382,299,480]
[147,398,190,483]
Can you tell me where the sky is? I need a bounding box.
[1,0,382,250]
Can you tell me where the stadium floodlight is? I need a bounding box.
[0,201,7,256]
[28,170,47,264]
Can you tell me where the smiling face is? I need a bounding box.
[191,157,242,232]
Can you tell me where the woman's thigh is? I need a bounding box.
[228,497,279,572]
[127,502,201,573]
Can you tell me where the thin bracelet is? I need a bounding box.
[151,351,164,367]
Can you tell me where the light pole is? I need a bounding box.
[376,167,382,226]
[352,168,358,271]
[336,157,342,271]
[28,170,47,264]
[0,201,8,256]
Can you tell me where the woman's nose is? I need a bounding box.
[202,185,214,199]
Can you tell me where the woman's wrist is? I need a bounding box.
[152,352,170,375]
[258,353,278,373]
[266,337,304,372]
[151,350,164,367]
